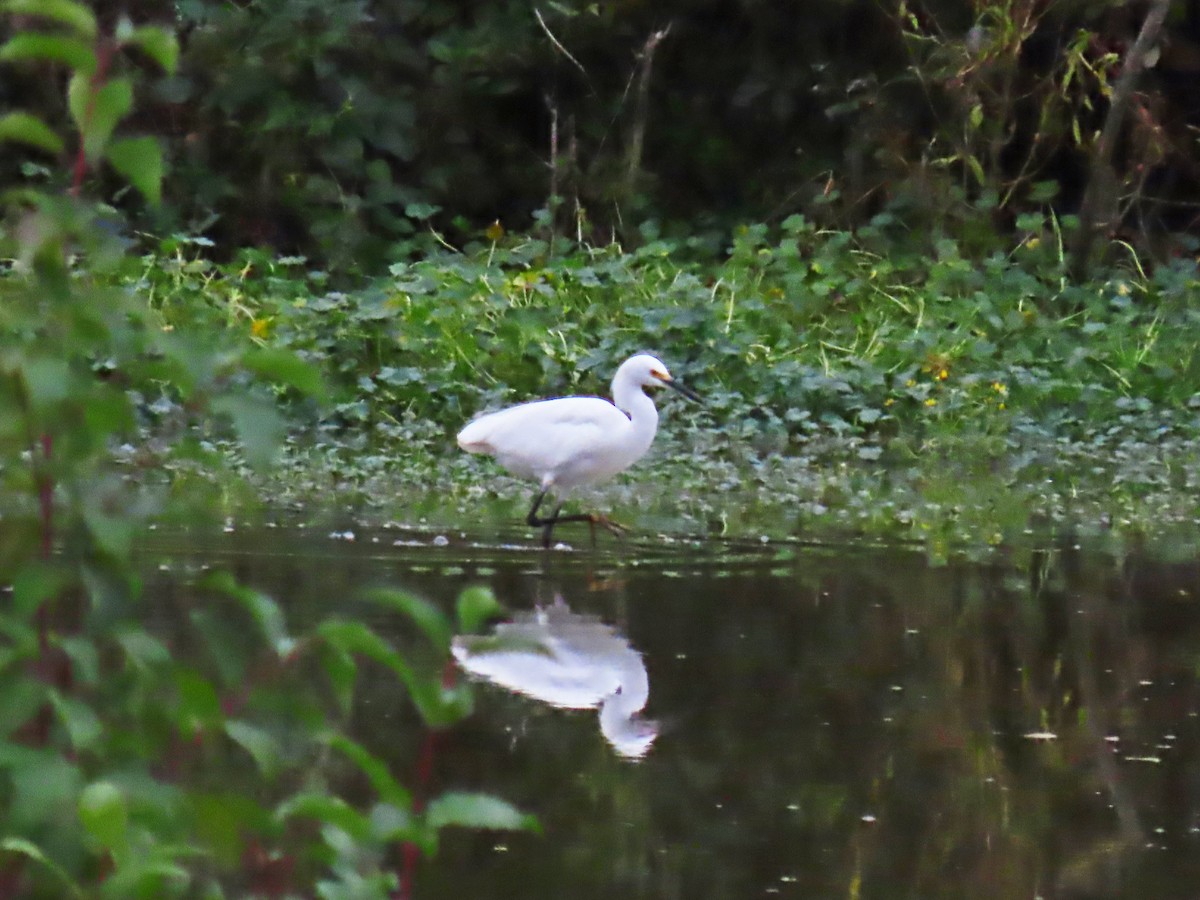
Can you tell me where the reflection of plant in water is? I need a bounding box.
[834,541,1176,896]
[0,6,532,896]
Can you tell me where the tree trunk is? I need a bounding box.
[1070,0,1172,280]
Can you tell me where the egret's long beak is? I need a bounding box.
[653,371,701,402]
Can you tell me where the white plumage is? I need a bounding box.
[457,353,698,546]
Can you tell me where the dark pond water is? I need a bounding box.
[144,521,1200,899]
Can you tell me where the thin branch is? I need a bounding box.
[1071,0,1171,277]
[622,24,671,211]
[545,93,559,246]
[534,7,589,82]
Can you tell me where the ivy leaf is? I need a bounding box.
[0,33,96,73]
[0,112,64,156]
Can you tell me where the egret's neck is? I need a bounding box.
[612,381,658,466]
[598,652,656,757]
[612,378,659,432]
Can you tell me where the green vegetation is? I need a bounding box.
[118,215,1200,549]
[0,7,530,897]
[0,0,1194,271]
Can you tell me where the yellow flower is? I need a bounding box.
[991,381,1008,395]
[937,368,948,381]
[1026,237,1040,249]
[884,397,894,407]
[251,317,271,339]
[924,398,937,407]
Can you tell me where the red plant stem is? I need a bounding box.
[396,661,459,900]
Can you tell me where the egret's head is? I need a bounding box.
[628,354,700,402]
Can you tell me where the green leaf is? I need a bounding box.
[104,135,162,205]
[21,356,72,411]
[320,644,357,716]
[12,561,69,617]
[211,394,284,470]
[99,859,191,900]
[78,781,129,859]
[9,753,82,832]
[174,668,223,734]
[225,720,282,779]
[121,25,178,74]
[117,628,171,669]
[68,74,133,161]
[0,675,46,739]
[425,792,539,833]
[362,588,451,649]
[966,154,986,187]
[455,586,505,634]
[0,32,95,72]
[0,838,84,898]
[1029,179,1060,203]
[0,112,64,155]
[369,802,422,845]
[328,735,412,808]
[1,0,97,38]
[58,636,99,686]
[857,407,882,425]
[50,689,103,752]
[318,621,410,680]
[277,793,370,840]
[200,571,295,657]
[242,347,328,401]
[317,620,469,725]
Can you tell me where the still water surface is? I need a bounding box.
[146,521,1200,899]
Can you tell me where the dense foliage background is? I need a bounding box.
[4,0,1200,268]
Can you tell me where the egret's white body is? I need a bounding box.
[457,354,697,545]
[451,599,657,758]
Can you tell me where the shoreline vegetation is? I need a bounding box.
[122,222,1200,554]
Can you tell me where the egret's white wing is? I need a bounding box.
[457,397,631,486]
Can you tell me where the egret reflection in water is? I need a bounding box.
[451,597,657,758]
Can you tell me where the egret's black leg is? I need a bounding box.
[525,489,550,527]
[526,489,626,548]
[543,502,564,548]
[525,490,560,548]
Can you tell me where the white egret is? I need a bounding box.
[451,598,658,758]
[457,354,699,547]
